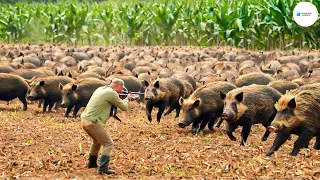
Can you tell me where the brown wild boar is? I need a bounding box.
[179,82,236,133]
[267,86,320,156]
[220,85,282,145]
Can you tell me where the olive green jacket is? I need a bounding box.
[81,86,129,126]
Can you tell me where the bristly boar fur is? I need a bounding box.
[179,81,236,133]
[235,72,275,87]
[220,84,282,146]
[267,86,320,156]
[267,80,299,94]
[144,78,185,123]
[60,78,107,118]
[0,73,29,110]
[28,76,74,112]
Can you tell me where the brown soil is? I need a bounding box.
[1,99,320,179]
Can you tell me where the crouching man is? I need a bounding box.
[80,78,136,175]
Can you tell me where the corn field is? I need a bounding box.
[0,0,319,50]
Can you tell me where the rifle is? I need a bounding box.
[112,88,144,122]
[119,87,144,99]
[119,92,145,96]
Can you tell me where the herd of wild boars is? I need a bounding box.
[0,44,320,156]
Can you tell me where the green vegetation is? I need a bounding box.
[0,0,319,50]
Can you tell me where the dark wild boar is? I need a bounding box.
[220,85,281,145]
[179,82,236,133]
[0,73,29,110]
[144,78,184,123]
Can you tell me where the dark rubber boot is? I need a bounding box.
[98,155,115,174]
[88,154,98,168]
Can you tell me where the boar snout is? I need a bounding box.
[178,122,187,128]
[221,110,235,122]
[27,95,35,101]
[60,103,67,108]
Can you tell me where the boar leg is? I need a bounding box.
[164,106,175,116]
[261,121,272,141]
[156,102,167,123]
[43,100,49,112]
[266,131,291,156]
[215,117,224,128]
[314,136,320,150]
[73,105,81,118]
[206,114,216,131]
[38,99,43,108]
[18,96,28,111]
[48,102,55,112]
[240,120,253,146]
[54,100,61,111]
[192,121,199,130]
[174,105,181,118]
[207,118,215,131]
[65,105,73,117]
[163,101,181,118]
[226,122,237,141]
[191,119,201,134]
[199,116,211,132]
[290,130,313,156]
[146,102,153,122]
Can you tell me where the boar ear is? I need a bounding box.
[179,97,184,105]
[220,91,226,100]
[39,81,45,86]
[193,99,200,107]
[154,80,160,88]
[72,84,77,91]
[235,92,243,102]
[59,83,64,90]
[288,98,296,109]
[68,72,72,78]
[144,80,149,87]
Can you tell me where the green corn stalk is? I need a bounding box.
[119,3,144,45]
[99,5,115,45]
[0,0,318,49]
[152,2,183,45]
[235,0,255,49]
[213,0,237,46]
[0,5,32,43]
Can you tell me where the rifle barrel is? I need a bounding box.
[119,92,145,96]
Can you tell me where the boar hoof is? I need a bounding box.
[196,130,204,136]
[190,128,198,135]
[266,151,274,156]
[289,150,299,156]
[227,134,236,141]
